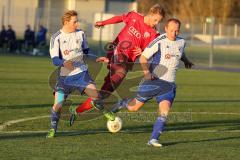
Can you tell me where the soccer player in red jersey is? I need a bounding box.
[69,4,165,125]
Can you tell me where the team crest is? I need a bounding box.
[144,32,150,38]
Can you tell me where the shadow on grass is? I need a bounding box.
[163,136,240,146]
[0,128,108,140]
[175,99,240,103]
[121,119,240,134]
[0,104,52,109]
[0,119,239,140]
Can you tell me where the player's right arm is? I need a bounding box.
[95,12,133,28]
[49,35,73,70]
[140,39,160,80]
[95,15,122,28]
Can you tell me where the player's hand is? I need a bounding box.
[63,60,74,71]
[95,21,104,28]
[184,61,194,69]
[143,72,155,81]
[133,47,142,56]
[96,57,109,63]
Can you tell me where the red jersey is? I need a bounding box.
[102,11,158,62]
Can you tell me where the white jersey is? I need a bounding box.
[142,33,186,82]
[50,29,88,76]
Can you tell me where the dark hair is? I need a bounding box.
[166,18,181,28]
[148,4,165,18]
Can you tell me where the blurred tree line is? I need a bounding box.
[137,0,240,23]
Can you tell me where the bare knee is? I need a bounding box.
[52,104,61,112]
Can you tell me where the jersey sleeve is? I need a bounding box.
[49,36,64,66]
[101,11,133,25]
[81,32,89,55]
[49,36,60,58]
[142,38,160,59]
[101,15,123,25]
[122,11,133,24]
[81,32,88,50]
[180,40,186,58]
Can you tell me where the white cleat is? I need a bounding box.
[147,139,163,147]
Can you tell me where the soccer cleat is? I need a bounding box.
[91,100,104,111]
[103,111,116,121]
[147,139,163,147]
[46,128,55,138]
[69,105,77,115]
[66,105,77,127]
[68,113,76,127]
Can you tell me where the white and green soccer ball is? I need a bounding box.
[107,116,122,133]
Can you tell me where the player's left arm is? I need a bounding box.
[140,41,159,80]
[181,53,194,69]
[81,32,89,57]
[180,42,194,69]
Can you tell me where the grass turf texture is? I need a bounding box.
[0,53,240,160]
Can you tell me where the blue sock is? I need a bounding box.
[112,98,131,113]
[50,109,60,132]
[122,98,131,107]
[150,115,167,140]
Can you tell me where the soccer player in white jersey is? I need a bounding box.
[46,10,114,138]
[111,18,193,147]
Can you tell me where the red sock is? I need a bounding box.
[76,97,92,113]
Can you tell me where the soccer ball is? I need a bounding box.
[107,116,122,133]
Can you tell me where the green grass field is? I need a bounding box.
[0,54,240,160]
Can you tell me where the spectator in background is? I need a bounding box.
[6,25,16,53]
[24,24,35,52]
[0,25,7,51]
[33,25,48,55]
[36,25,47,47]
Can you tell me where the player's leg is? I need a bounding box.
[68,71,115,126]
[148,100,171,147]
[84,83,115,121]
[74,62,128,115]
[102,61,128,94]
[111,78,158,113]
[148,82,176,147]
[46,90,65,138]
[111,98,145,113]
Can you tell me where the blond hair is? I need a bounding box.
[62,10,78,25]
[148,4,165,17]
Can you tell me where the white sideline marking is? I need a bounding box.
[0,115,49,131]
[0,111,240,132]
[1,129,240,134]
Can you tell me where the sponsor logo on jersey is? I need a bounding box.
[128,26,141,38]
[63,48,82,55]
[165,54,171,59]
[63,50,70,55]
[165,53,179,59]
